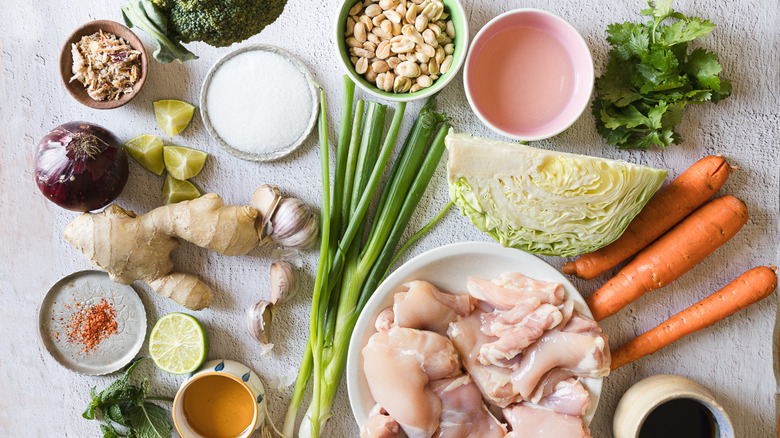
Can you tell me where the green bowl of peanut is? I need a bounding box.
[335,0,468,102]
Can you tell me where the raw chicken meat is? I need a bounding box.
[510,330,610,399]
[361,405,402,438]
[393,280,473,334]
[527,368,580,404]
[562,313,604,336]
[535,378,591,417]
[467,272,564,309]
[448,310,521,407]
[375,307,395,333]
[363,326,461,438]
[362,272,609,437]
[429,375,507,438]
[480,297,541,336]
[503,403,592,438]
[478,304,563,366]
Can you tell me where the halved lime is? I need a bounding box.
[124,134,165,175]
[162,174,201,205]
[163,146,208,180]
[154,99,196,137]
[149,313,208,374]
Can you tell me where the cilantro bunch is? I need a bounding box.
[83,358,173,438]
[593,0,732,149]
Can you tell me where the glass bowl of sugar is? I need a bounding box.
[200,45,319,162]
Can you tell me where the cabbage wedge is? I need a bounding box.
[446,133,667,257]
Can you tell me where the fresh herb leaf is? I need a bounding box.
[83,358,173,438]
[593,0,731,149]
[129,403,172,438]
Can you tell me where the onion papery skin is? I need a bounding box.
[34,121,129,212]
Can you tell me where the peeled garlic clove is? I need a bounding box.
[270,260,298,306]
[266,197,320,249]
[251,185,282,239]
[247,299,275,354]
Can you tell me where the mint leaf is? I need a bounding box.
[129,403,172,438]
[83,358,172,438]
[100,423,121,438]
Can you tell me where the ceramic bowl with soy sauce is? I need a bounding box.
[613,374,735,438]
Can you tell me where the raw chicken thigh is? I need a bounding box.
[393,280,473,334]
[362,326,461,438]
[361,405,402,438]
[429,375,507,438]
[503,402,592,438]
[361,273,609,438]
[448,310,521,407]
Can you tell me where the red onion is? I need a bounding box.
[34,122,129,212]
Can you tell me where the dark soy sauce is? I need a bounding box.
[638,398,717,438]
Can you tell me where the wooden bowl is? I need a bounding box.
[59,20,148,109]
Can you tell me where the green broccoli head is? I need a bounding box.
[152,0,288,47]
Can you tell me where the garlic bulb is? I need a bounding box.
[250,185,319,249]
[246,299,274,355]
[265,197,319,249]
[270,260,299,306]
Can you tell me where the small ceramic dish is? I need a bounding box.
[464,9,593,141]
[613,374,735,438]
[173,359,267,438]
[334,0,469,102]
[345,241,602,429]
[200,44,319,162]
[37,270,147,375]
[59,20,148,110]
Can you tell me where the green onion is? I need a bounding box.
[306,82,332,438]
[282,78,450,438]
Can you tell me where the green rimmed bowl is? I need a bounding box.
[334,0,469,102]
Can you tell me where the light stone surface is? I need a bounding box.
[1,0,778,436]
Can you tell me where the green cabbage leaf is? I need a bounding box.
[446,133,667,257]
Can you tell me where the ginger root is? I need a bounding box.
[63,193,259,310]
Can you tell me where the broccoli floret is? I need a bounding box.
[152,0,288,48]
[122,0,288,62]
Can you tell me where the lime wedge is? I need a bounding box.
[163,174,201,205]
[124,134,165,175]
[154,99,196,137]
[149,313,208,374]
[163,146,208,180]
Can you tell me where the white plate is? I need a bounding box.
[346,241,602,429]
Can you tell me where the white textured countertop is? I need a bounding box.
[1,0,778,436]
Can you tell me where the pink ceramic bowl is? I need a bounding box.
[464,9,594,141]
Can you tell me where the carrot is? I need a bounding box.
[611,266,777,370]
[563,156,732,279]
[586,195,748,321]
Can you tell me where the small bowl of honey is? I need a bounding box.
[173,359,267,438]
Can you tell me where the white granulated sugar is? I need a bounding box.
[206,50,312,155]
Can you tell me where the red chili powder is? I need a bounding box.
[65,298,118,353]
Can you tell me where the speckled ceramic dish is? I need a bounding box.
[200,44,319,162]
[173,359,268,438]
[346,241,602,428]
[37,270,147,375]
